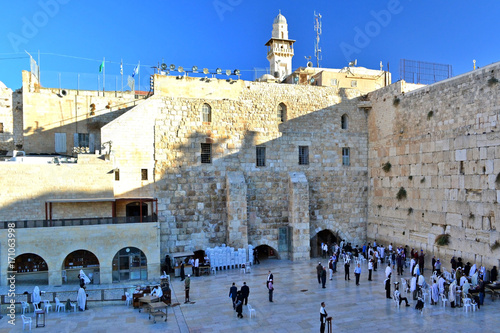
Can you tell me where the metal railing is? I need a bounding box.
[0,216,157,229]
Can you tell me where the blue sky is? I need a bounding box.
[1,0,500,90]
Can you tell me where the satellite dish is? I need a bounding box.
[348,59,358,67]
[178,66,184,73]
[161,63,167,71]
[294,76,299,83]
[203,68,209,74]
[307,61,313,68]
[170,64,176,71]
[233,69,240,75]
[226,69,231,76]
[216,68,222,75]
[310,78,315,84]
[192,66,198,73]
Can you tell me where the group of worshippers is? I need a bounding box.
[228,281,250,318]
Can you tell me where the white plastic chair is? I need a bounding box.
[33,303,40,311]
[440,293,448,307]
[393,293,400,308]
[43,300,52,313]
[125,292,132,306]
[55,297,65,312]
[463,298,472,312]
[210,266,216,275]
[21,301,30,314]
[247,304,256,318]
[61,270,67,284]
[21,315,32,330]
[69,301,77,312]
[246,265,252,273]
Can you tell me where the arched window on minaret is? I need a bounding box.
[202,103,212,123]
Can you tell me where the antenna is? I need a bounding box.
[314,11,322,68]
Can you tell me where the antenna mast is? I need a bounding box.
[314,11,322,68]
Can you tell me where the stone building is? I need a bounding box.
[0,12,498,286]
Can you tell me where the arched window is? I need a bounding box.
[112,247,148,282]
[277,103,286,122]
[341,114,348,130]
[202,103,212,123]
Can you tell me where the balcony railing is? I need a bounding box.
[0,215,157,229]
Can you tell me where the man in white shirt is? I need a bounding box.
[385,263,392,278]
[320,302,328,333]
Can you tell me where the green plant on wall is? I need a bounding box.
[427,110,434,120]
[382,162,392,173]
[396,187,407,201]
[408,207,413,215]
[393,96,400,106]
[491,240,500,251]
[435,234,450,246]
[488,77,499,87]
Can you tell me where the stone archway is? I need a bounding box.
[255,245,279,260]
[14,253,49,285]
[310,230,338,258]
[62,249,100,284]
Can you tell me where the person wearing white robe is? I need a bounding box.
[471,272,478,287]
[449,280,457,308]
[431,281,439,305]
[77,287,86,311]
[469,264,477,277]
[414,263,420,277]
[463,280,471,297]
[385,263,392,278]
[460,275,468,287]
[438,276,446,294]
[79,269,91,285]
[410,258,416,276]
[417,275,426,288]
[32,286,41,307]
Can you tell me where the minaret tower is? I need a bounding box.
[265,11,295,81]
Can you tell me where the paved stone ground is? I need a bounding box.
[0,258,498,332]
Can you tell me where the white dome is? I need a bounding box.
[274,13,287,24]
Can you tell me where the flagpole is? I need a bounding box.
[103,57,105,94]
[138,61,141,94]
[121,59,123,96]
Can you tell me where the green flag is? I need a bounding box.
[99,59,104,73]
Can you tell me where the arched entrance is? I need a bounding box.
[62,250,100,284]
[14,253,49,285]
[310,230,337,258]
[112,247,147,282]
[255,245,279,260]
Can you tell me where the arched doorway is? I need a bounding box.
[310,230,337,258]
[14,253,49,285]
[112,247,147,282]
[255,245,279,261]
[62,250,100,284]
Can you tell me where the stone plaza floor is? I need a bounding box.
[0,257,499,332]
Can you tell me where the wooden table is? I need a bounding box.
[147,302,168,323]
[138,295,159,312]
[35,309,46,328]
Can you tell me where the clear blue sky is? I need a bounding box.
[1,0,499,90]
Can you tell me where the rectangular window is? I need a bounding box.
[141,169,148,181]
[201,143,212,164]
[0,122,3,133]
[351,80,357,87]
[115,169,120,181]
[342,148,350,166]
[77,133,89,147]
[299,146,309,165]
[330,79,338,86]
[256,146,266,167]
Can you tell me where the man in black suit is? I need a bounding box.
[241,282,250,305]
[229,282,237,309]
[267,271,273,283]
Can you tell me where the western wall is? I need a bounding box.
[367,62,500,267]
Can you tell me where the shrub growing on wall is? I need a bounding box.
[435,234,450,246]
[396,187,407,201]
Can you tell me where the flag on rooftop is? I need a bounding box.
[99,59,105,73]
[132,62,140,77]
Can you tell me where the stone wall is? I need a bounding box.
[20,71,138,154]
[0,85,13,152]
[0,154,114,222]
[367,63,500,268]
[152,77,369,259]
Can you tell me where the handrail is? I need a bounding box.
[0,216,157,229]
